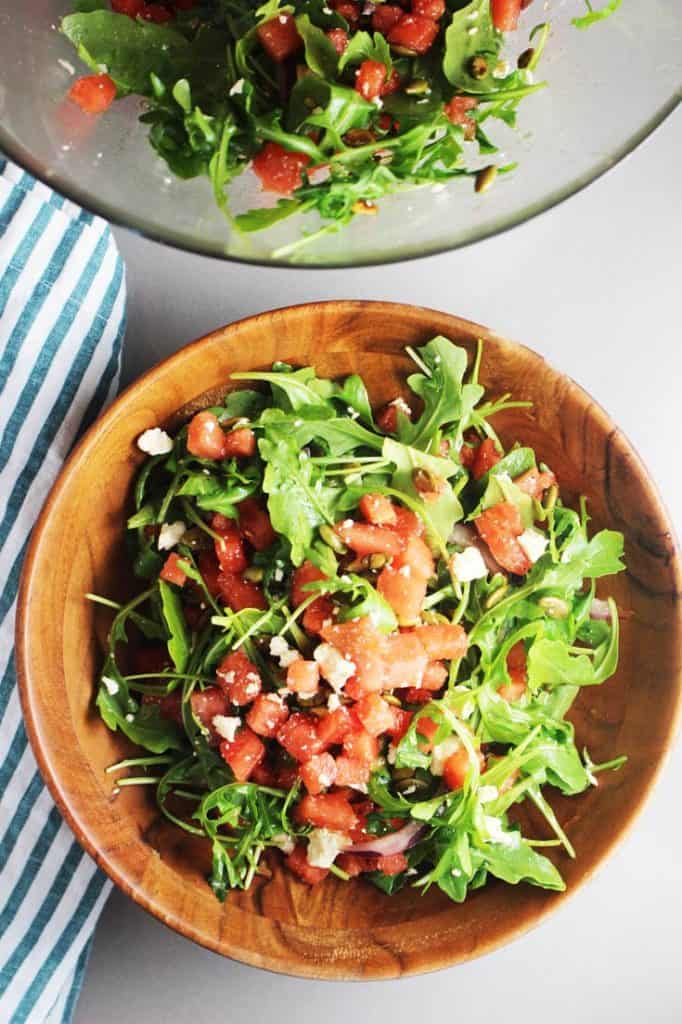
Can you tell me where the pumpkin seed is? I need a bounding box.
[484,581,509,610]
[475,165,497,194]
[538,596,570,619]
[319,524,347,554]
[243,566,264,583]
[468,55,488,79]
[405,78,430,95]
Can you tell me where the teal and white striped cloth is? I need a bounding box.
[0,157,126,1023]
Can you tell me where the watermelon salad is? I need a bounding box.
[93,336,626,901]
[60,1,619,256]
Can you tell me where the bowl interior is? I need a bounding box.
[1,3,680,266]
[17,302,682,977]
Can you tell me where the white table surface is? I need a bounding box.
[75,107,682,1024]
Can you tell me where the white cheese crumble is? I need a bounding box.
[313,644,355,692]
[229,78,244,96]
[327,693,341,711]
[430,737,461,776]
[102,676,119,696]
[518,528,549,564]
[389,397,411,415]
[306,829,349,869]
[212,715,241,743]
[450,545,488,583]
[271,833,295,855]
[477,785,499,805]
[137,427,173,456]
[158,520,186,551]
[269,635,302,668]
[483,815,515,846]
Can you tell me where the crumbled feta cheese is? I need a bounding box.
[341,519,354,530]
[327,693,341,711]
[244,680,260,698]
[430,737,461,776]
[278,14,288,22]
[269,636,289,658]
[102,676,119,696]
[477,785,499,805]
[271,833,295,855]
[313,644,355,692]
[483,815,515,846]
[349,782,368,794]
[389,397,411,415]
[450,545,488,583]
[518,528,549,564]
[306,829,349,869]
[158,520,186,551]
[125,713,135,723]
[451,867,462,877]
[269,635,302,668]
[281,649,302,669]
[212,715,241,742]
[137,427,173,456]
[221,671,235,686]
[229,78,244,96]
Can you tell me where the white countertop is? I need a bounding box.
[76,107,682,1024]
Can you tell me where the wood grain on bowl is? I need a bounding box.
[16,302,682,979]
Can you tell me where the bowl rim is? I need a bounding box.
[15,300,682,977]
[1,96,679,269]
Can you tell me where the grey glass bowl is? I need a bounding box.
[0,1,680,267]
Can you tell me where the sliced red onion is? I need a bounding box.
[449,523,502,575]
[347,820,424,855]
[589,598,612,621]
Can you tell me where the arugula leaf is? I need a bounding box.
[260,435,338,565]
[296,13,339,79]
[402,336,484,450]
[527,637,598,690]
[234,200,304,233]
[159,579,190,672]
[61,12,228,97]
[572,0,622,29]
[96,656,184,753]
[383,437,462,545]
[442,0,502,92]
[478,832,565,891]
[338,30,392,75]
[310,572,398,633]
[535,529,625,592]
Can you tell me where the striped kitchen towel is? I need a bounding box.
[0,156,126,1023]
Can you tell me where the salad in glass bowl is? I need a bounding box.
[60,0,620,256]
[93,335,626,902]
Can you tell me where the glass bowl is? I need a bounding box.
[0,1,680,267]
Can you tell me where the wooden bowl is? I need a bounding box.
[16,301,682,979]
